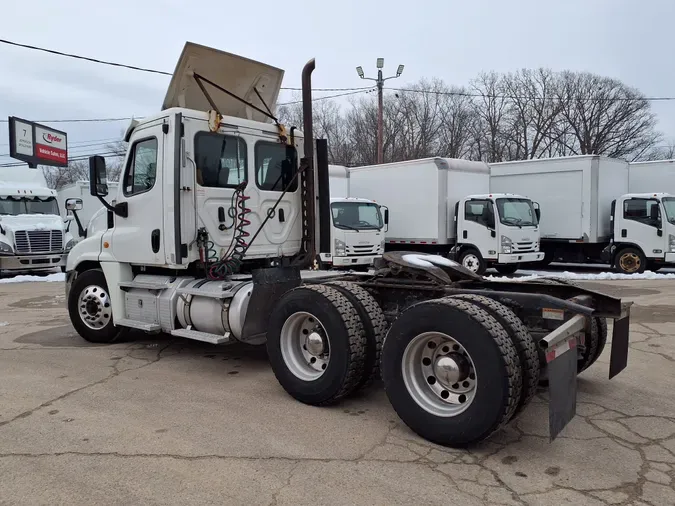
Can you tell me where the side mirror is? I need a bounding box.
[383,208,389,225]
[650,205,660,222]
[65,198,83,212]
[534,202,541,222]
[89,155,108,197]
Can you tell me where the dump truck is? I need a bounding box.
[64,42,632,447]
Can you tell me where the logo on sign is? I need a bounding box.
[42,132,63,144]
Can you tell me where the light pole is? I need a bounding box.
[356,59,404,164]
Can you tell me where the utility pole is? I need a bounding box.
[356,59,404,164]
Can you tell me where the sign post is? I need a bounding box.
[7,117,68,168]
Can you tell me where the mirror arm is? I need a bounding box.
[71,210,87,239]
[96,196,127,218]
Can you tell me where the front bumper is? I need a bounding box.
[666,253,675,263]
[0,253,66,271]
[333,255,380,267]
[498,251,545,264]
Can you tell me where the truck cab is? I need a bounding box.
[451,192,544,274]
[0,182,75,274]
[606,192,675,273]
[319,197,387,269]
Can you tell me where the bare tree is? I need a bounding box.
[470,72,511,162]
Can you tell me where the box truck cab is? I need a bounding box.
[605,192,675,272]
[318,197,386,269]
[450,192,543,274]
[0,168,75,273]
[348,158,543,275]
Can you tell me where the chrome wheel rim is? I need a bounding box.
[462,254,481,273]
[77,284,111,330]
[402,332,477,417]
[280,311,329,381]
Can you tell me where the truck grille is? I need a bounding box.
[346,244,378,256]
[513,241,536,253]
[14,230,63,254]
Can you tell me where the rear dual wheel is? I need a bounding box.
[380,296,533,447]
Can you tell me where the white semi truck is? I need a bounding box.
[0,167,75,273]
[347,158,544,275]
[64,41,633,448]
[490,155,675,273]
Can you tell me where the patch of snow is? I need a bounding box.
[486,270,675,282]
[0,273,65,284]
[0,322,8,327]
[402,254,460,269]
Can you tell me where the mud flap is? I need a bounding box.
[240,267,301,344]
[609,311,630,379]
[546,334,579,442]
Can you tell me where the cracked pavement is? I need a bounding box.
[1,279,675,505]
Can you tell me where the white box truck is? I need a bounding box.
[490,155,675,273]
[58,180,119,240]
[629,159,675,194]
[0,167,76,273]
[348,157,544,275]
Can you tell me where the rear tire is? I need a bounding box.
[325,281,386,391]
[448,294,539,419]
[494,264,519,275]
[380,297,522,447]
[266,285,367,406]
[459,248,487,276]
[68,269,128,344]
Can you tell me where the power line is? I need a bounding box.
[0,38,370,92]
[278,88,376,105]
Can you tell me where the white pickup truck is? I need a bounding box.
[0,168,76,273]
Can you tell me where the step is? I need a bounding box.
[171,328,231,345]
[175,286,237,299]
[115,318,161,332]
[119,281,170,291]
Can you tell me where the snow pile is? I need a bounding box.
[0,322,8,327]
[0,272,65,284]
[487,270,675,282]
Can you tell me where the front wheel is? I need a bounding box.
[615,247,646,274]
[68,269,127,344]
[459,248,487,276]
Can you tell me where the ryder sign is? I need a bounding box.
[8,116,68,168]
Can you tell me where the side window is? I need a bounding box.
[464,199,494,227]
[255,141,298,192]
[194,132,247,188]
[123,138,158,196]
[623,199,660,227]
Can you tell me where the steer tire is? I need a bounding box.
[68,269,128,344]
[325,281,387,391]
[380,297,522,447]
[266,285,367,406]
[448,294,539,420]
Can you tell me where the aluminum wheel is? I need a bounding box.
[77,284,112,330]
[401,332,477,417]
[619,252,640,273]
[461,253,481,273]
[280,311,330,381]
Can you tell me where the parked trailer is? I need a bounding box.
[348,157,544,275]
[490,155,675,273]
[64,42,632,447]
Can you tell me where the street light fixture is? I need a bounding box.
[354,58,406,164]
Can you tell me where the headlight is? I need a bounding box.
[501,235,512,254]
[380,238,386,250]
[65,239,75,252]
[0,240,12,254]
[669,234,675,253]
[334,239,346,257]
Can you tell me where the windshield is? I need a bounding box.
[662,197,675,224]
[496,198,538,227]
[331,202,383,230]
[0,196,60,216]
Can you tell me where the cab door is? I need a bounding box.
[459,198,497,260]
[110,123,166,265]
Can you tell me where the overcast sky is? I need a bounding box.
[2,0,675,165]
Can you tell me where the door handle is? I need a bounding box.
[621,229,627,238]
[278,209,285,223]
[218,207,226,222]
[463,230,467,239]
[151,229,160,253]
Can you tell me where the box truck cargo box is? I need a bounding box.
[629,159,675,194]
